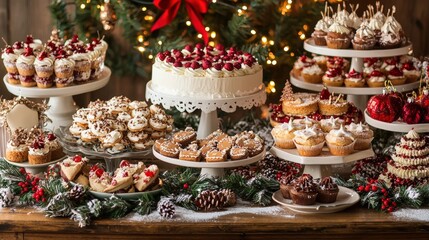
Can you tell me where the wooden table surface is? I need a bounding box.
[0,205,428,240]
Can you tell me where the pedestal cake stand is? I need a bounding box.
[145,81,267,139]
[270,146,374,179]
[3,67,111,130]
[153,147,266,178]
[291,39,415,111]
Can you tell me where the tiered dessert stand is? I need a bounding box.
[146,81,267,177]
[365,111,429,133]
[3,67,111,130]
[290,39,417,111]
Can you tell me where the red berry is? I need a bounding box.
[173,61,183,68]
[25,35,34,44]
[23,47,34,57]
[120,160,130,168]
[19,168,26,174]
[202,60,212,69]
[233,62,241,70]
[183,183,189,189]
[357,186,364,192]
[381,188,387,193]
[195,43,204,49]
[320,86,330,100]
[157,52,166,61]
[190,61,200,69]
[184,45,194,52]
[392,201,397,207]
[73,155,82,162]
[224,63,234,71]
[388,207,394,212]
[95,168,104,178]
[381,205,386,210]
[166,56,175,64]
[47,133,56,141]
[364,185,371,192]
[214,63,223,71]
[371,185,378,192]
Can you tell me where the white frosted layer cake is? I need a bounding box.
[151,44,263,98]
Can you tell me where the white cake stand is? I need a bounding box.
[145,81,267,139]
[364,110,429,133]
[270,146,374,179]
[294,39,415,111]
[3,156,66,175]
[3,67,111,131]
[153,146,266,177]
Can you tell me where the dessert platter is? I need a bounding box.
[55,96,174,171]
[269,83,374,178]
[364,86,429,132]
[272,174,360,214]
[62,156,162,200]
[153,128,266,177]
[290,3,419,111]
[146,44,266,139]
[2,33,111,130]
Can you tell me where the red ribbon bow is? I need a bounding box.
[151,0,209,44]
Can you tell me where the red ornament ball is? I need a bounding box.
[402,97,423,124]
[367,92,400,123]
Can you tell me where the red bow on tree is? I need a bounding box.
[151,0,209,44]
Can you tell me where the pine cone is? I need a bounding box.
[0,188,15,207]
[157,199,175,218]
[68,184,86,201]
[220,189,237,207]
[194,190,228,211]
[261,168,277,179]
[87,199,103,217]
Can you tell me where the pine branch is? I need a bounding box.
[133,193,158,215]
[101,195,131,218]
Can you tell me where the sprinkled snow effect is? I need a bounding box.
[405,186,420,200]
[125,200,293,222]
[393,208,429,222]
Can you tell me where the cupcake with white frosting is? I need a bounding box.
[16,47,36,87]
[379,21,402,49]
[325,125,355,156]
[71,46,92,83]
[320,116,344,133]
[293,126,325,156]
[28,139,51,165]
[326,21,351,49]
[2,45,20,84]
[301,64,324,84]
[311,17,329,46]
[352,24,376,50]
[34,50,55,88]
[54,50,75,87]
[271,120,298,149]
[345,122,374,150]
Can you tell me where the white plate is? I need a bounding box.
[3,67,111,98]
[304,38,412,58]
[153,146,266,169]
[270,146,374,165]
[272,186,360,214]
[3,156,66,168]
[365,110,429,133]
[290,71,419,95]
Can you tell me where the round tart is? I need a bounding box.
[282,93,318,117]
[345,69,365,87]
[387,67,406,86]
[366,69,386,88]
[318,94,349,116]
[322,68,344,87]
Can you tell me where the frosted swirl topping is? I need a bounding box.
[55,57,75,68]
[71,52,91,61]
[368,18,383,31]
[302,64,323,75]
[346,122,369,133]
[328,22,350,34]
[381,22,400,35]
[355,25,375,38]
[349,12,362,29]
[35,55,54,67]
[321,116,344,128]
[406,129,420,139]
[1,50,18,62]
[294,126,323,140]
[276,119,296,133]
[319,177,338,191]
[314,19,329,32]
[385,16,402,32]
[327,125,355,141]
[17,54,35,65]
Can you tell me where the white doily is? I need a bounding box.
[146,81,267,113]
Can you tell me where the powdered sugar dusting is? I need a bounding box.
[124,200,293,222]
[393,209,429,222]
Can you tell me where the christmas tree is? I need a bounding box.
[49,0,326,99]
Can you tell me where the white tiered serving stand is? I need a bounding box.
[270,146,374,179]
[291,39,415,111]
[364,110,429,133]
[3,67,111,130]
[146,81,267,177]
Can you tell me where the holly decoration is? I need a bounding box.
[367,89,400,123]
[402,95,422,124]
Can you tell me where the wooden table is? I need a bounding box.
[1,205,428,240]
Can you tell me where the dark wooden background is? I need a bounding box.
[0,0,428,107]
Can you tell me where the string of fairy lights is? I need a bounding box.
[76,0,342,94]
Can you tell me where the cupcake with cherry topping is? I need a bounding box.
[289,174,318,205]
[326,21,351,49]
[345,69,365,87]
[352,24,376,50]
[363,58,382,78]
[381,58,398,74]
[16,47,36,87]
[71,46,92,84]
[5,128,29,163]
[34,49,54,88]
[326,125,356,156]
[293,55,313,77]
[317,176,339,203]
[346,122,374,150]
[327,57,349,72]
[279,174,296,199]
[28,139,51,165]
[293,126,325,156]
[313,55,327,71]
[301,63,324,84]
[311,16,329,46]
[54,49,75,87]
[387,67,406,86]
[366,69,386,88]
[401,62,420,83]
[45,132,65,160]
[2,45,20,84]
[322,68,344,87]
[24,35,43,53]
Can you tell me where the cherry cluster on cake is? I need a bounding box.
[367,86,429,124]
[1,31,107,89]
